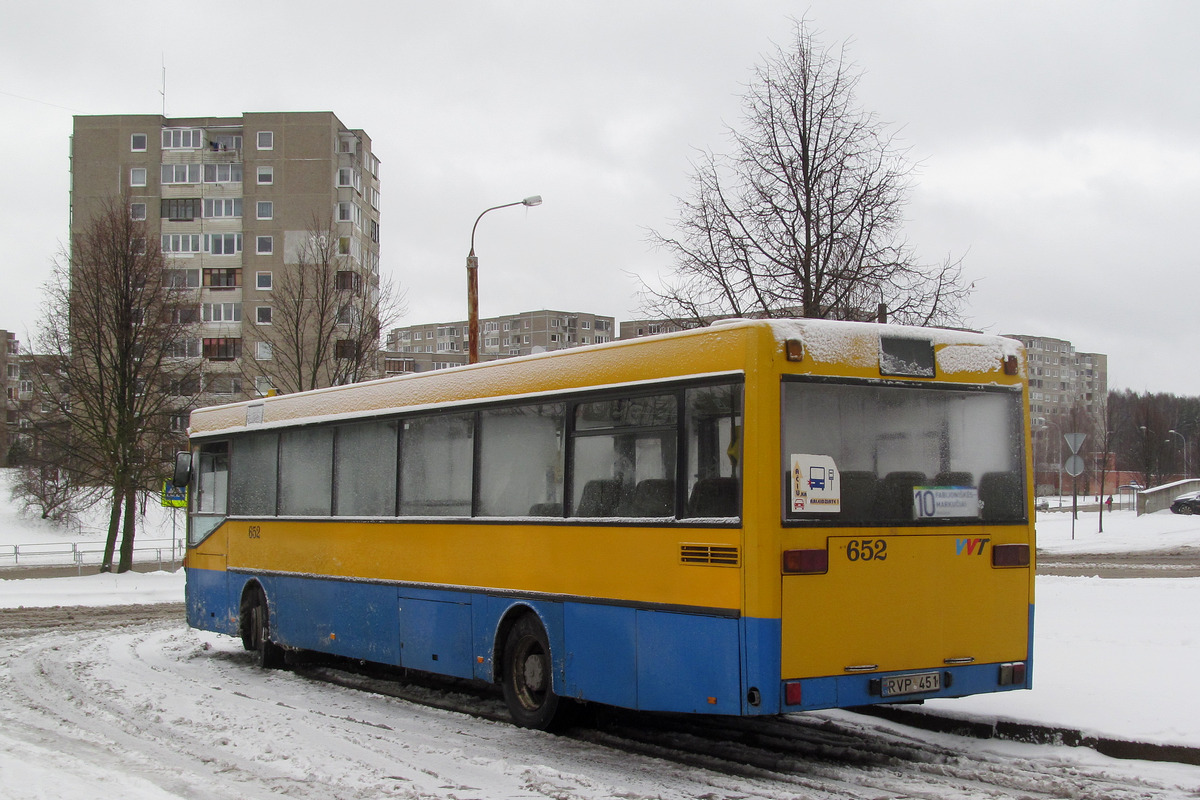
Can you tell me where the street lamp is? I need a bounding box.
[1139,425,1157,488]
[1168,429,1189,478]
[466,195,543,364]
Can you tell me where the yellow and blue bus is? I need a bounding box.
[181,319,1034,729]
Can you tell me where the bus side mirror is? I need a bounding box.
[171,451,192,488]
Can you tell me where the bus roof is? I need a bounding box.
[187,318,1023,438]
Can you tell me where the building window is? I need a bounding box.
[203,268,240,288]
[171,307,201,326]
[204,233,242,255]
[335,271,361,292]
[164,269,200,289]
[210,133,242,151]
[337,201,352,222]
[257,201,273,220]
[337,168,352,188]
[160,198,200,221]
[207,374,243,395]
[255,376,274,396]
[202,302,242,322]
[203,337,242,360]
[130,203,147,221]
[256,306,272,325]
[130,133,148,152]
[335,340,359,360]
[203,198,243,218]
[162,128,203,149]
[169,376,201,396]
[161,164,202,185]
[203,163,243,183]
[161,234,201,253]
[257,131,273,150]
[255,271,273,290]
[256,236,273,255]
[257,166,273,185]
[130,167,147,187]
[256,341,272,360]
[166,338,201,358]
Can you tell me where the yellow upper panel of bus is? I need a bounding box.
[187,319,1025,437]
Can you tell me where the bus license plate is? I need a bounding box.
[881,671,941,697]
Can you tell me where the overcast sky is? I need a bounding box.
[2,1,1197,394]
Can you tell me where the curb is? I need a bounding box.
[854,705,1200,767]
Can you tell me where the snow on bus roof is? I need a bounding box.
[768,318,1022,377]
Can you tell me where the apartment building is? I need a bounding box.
[386,310,615,371]
[70,112,382,402]
[1003,334,1108,422]
[1,331,22,465]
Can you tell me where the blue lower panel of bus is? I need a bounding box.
[188,568,755,715]
[185,566,234,635]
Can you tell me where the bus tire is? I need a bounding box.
[501,614,567,730]
[240,584,285,669]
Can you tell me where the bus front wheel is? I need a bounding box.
[240,585,285,669]
[501,614,567,730]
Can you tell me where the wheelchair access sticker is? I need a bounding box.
[790,454,840,513]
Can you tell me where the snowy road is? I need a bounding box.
[1,606,1198,799]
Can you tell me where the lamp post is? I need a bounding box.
[466,195,542,364]
[1168,429,1189,479]
[1139,425,1156,487]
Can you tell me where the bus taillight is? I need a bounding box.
[782,548,828,574]
[999,662,1027,685]
[784,680,803,705]
[991,543,1030,568]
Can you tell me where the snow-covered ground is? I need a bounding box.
[1,474,1198,775]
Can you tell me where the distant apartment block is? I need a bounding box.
[1004,333,1108,421]
[387,310,615,371]
[70,112,382,403]
[1,331,22,464]
[619,319,698,339]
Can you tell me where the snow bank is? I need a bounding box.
[0,570,184,608]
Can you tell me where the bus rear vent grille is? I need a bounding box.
[680,543,740,567]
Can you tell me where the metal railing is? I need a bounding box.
[0,538,185,571]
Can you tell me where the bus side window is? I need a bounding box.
[571,394,677,518]
[687,477,738,517]
[196,442,229,515]
[683,383,743,519]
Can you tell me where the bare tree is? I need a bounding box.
[34,195,201,571]
[640,20,970,326]
[252,216,404,394]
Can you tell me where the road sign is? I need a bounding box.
[161,480,187,508]
[1064,455,1086,477]
[1064,433,1087,454]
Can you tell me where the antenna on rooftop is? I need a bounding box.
[160,54,166,117]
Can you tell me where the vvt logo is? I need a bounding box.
[956,537,991,556]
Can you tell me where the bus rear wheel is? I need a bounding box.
[501,614,568,730]
[240,585,285,669]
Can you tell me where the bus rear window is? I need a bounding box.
[782,381,1025,524]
